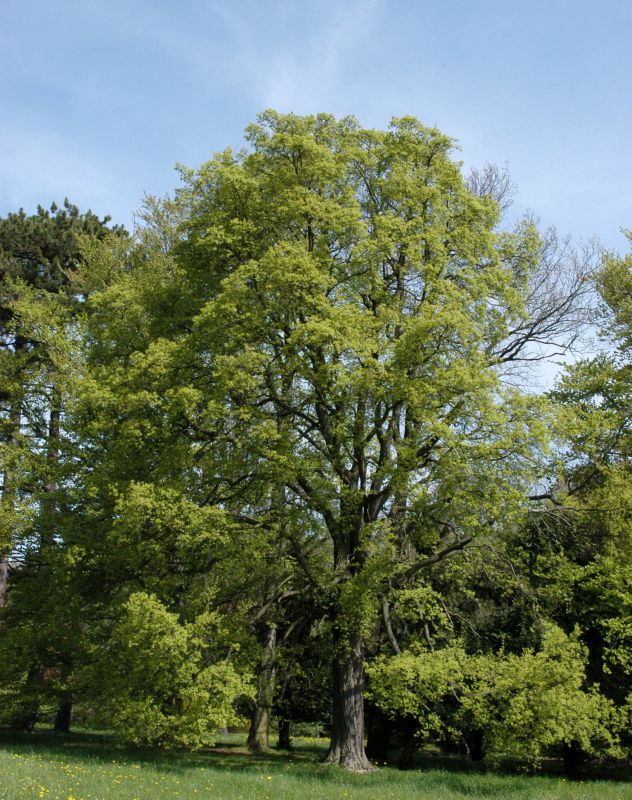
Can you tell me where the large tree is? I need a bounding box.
[0,200,124,605]
[76,112,593,769]
[0,201,124,730]
[165,112,592,769]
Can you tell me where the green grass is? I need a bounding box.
[0,730,630,800]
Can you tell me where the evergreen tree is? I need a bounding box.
[0,201,124,729]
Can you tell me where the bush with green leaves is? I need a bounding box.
[96,592,253,748]
[366,625,621,765]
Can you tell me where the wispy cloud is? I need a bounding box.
[207,0,383,113]
[2,0,629,251]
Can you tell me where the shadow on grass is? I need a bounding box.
[1,727,629,786]
[407,746,632,784]
[0,727,326,775]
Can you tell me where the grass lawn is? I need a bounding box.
[0,729,630,800]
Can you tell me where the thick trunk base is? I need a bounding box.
[277,719,291,750]
[325,633,374,772]
[54,697,72,733]
[247,624,277,752]
[247,706,271,752]
[325,743,375,772]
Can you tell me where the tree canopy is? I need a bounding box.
[0,115,629,774]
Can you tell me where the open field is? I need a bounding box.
[0,731,630,800]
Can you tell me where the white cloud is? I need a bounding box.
[206,0,383,113]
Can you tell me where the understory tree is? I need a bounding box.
[55,200,267,744]
[366,624,620,768]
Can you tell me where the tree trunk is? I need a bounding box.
[11,666,42,732]
[325,631,373,772]
[0,397,21,608]
[467,729,486,762]
[365,703,394,763]
[562,740,587,776]
[277,718,291,750]
[324,497,374,772]
[54,696,72,733]
[247,624,277,752]
[248,704,271,752]
[41,385,61,550]
[0,555,8,609]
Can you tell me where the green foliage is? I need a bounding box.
[0,199,124,294]
[95,592,253,748]
[0,202,127,731]
[1,119,620,769]
[533,231,632,750]
[168,112,564,671]
[597,231,632,352]
[462,627,619,763]
[366,626,620,765]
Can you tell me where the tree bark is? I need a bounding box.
[277,718,291,750]
[325,631,374,772]
[11,666,42,732]
[323,494,375,772]
[0,555,8,609]
[248,704,272,752]
[54,696,72,733]
[0,397,21,608]
[247,623,277,752]
[41,385,61,550]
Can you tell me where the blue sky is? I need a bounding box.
[1,0,630,251]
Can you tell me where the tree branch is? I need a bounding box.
[400,536,473,582]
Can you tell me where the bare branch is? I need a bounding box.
[467,162,516,214]
[382,596,402,654]
[489,227,599,373]
[401,536,473,582]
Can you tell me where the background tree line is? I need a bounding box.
[0,113,630,774]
